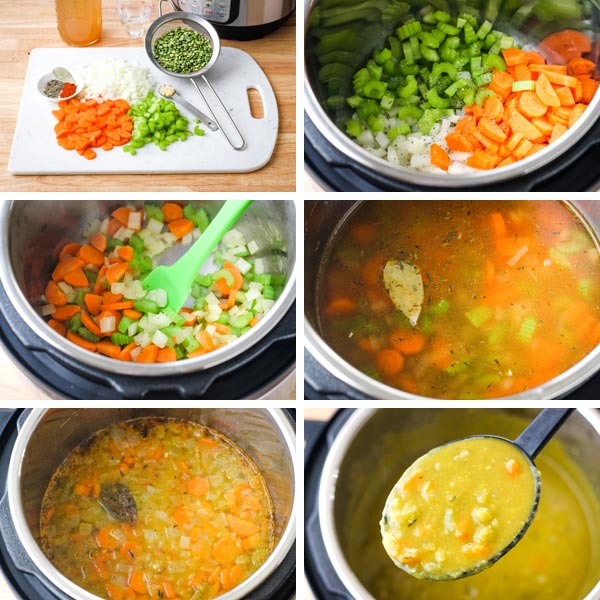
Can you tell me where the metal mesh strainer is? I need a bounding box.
[145,0,246,150]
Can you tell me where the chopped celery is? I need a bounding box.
[133,299,159,314]
[518,316,538,342]
[78,327,100,344]
[68,313,82,333]
[549,247,571,269]
[145,203,164,223]
[194,273,213,287]
[212,269,235,287]
[466,305,493,328]
[118,316,135,334]
[110,333,132,345]
[512,80,536,92]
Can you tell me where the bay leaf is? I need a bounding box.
[383,259,424,326]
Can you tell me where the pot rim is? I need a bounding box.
[303,0,600,188]
[318,407,600,600]
[304,199,600,400]
[0,200,296,377]
[7,408,296,600]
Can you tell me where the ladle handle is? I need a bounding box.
[174,93,219,131]
[192,77,246,150]
[159,0,177,17]
[514,408,575,460]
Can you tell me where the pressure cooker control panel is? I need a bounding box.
[179,0,231,22]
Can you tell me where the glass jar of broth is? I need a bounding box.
[55,0,102,46]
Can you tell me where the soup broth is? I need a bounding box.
[318,201,600,399]
[40,418,274,600]
[341,411,600,600]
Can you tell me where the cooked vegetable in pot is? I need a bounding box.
[41,202,285,362]
[381,437,538,579]
[40,417,274,600]
[318,200,600,398]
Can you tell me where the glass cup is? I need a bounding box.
[116,0,155,38]
[55,0,102,47]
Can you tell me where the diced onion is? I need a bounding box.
[146,218,163,234]
[100,316,116,333]
[42,304,56,316]
[127,212,142,231]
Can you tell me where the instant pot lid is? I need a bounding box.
[0,280,295,399]
[0,409,296,600]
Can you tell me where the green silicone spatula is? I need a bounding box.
[142,200,253,312]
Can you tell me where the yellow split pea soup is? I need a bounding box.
[40,418,274,600]
[381,436,538,580]
[318,200,600,398]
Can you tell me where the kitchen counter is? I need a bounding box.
[0,2,296,192]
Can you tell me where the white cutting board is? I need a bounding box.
[9,47,278,174]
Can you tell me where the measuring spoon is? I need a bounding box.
[381,408,574,581]
[158,84,219,131]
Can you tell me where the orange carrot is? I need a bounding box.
[48,318,67,336]
[117,245,134,262]
[187,476,210,496]
[568,103,587,128]
[103,291,123,304]
[430,143,450,171]
[111,207,133,227]
[66,329,96,351]
[540,29,591,64]
[59,242,81,260]
[101,301,134,311]
[78,244,105,267]
[118,342,138,361]
[502,48,528,67]
[478,117,507,143]
[324,297,356,317]
[167,218,195,239]
[467,149,499,170]
[96,340,122,359]
[84,293,103,316]
[488,71,514,100]
[106,262,129,284]
[483,95,504,121]
[350,222,377,245]
[123,308,142,320]
[445,132,474,152]
[136,344,159,363]
[161,202,183,223]
[89,232,107,253]
[52,257,85,282]
[535,73,561,107]
[375,348,405,376]
[198,330,215,352]
[129,570,149,595]
[518,91,548,118]
[81,312,102,337]
[226,514,260,538]
[509,111,544,141]
[63,268,89,288]
[390,330,426,355]
[52,305,81,321]
[45,281,68,306]
[156,347,177,362]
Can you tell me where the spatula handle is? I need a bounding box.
[514,408,575,460]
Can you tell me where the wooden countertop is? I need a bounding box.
[0,2,296,192]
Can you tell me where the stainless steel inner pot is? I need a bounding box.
[304,0,600,188]
[0,200,296,377]
[305,199,600,399]
[8,408,296,600]
[319,408,600,600]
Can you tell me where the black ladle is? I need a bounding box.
[383,407,575,580]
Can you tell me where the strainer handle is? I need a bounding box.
[192,77,247,151]
[159,0,177,17]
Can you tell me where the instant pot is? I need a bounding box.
[0,200,296,400]
[0,408,295,600]
[164,0,295,40]
[304,0,600,191]
[305,199,600,400]
[305,408,600,600]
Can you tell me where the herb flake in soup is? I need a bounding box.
[381,437,539,580]
[318,200,600,398]
[40,418,274,600]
